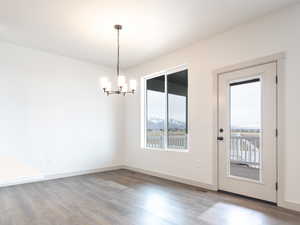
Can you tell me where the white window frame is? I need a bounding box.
[141,64,189,152]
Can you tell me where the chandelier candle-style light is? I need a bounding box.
[100,25,137,96]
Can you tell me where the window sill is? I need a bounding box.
[142,147,189,153]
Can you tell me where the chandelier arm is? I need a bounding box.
[103,89,135,96]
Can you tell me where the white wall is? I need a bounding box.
[0,41,124,185]
[124,4,300,210]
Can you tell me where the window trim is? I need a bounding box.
[141,64,189,151]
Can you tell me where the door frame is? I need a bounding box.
[212,53,285,205]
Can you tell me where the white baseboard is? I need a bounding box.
[122,165,218,191]
[0,165,123,188]
[0,175,45,188]
[0,165,216,191]
[44,165,123,181]
[279,200,300,213]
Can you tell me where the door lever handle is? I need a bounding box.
[217,136,224,141]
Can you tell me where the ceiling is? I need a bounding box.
[0,0,298,69]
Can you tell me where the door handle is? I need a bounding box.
[217,136,224,141]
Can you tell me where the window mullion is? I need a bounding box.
[144,78,147,148]
[164,73,168,150]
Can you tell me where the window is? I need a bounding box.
[144,67,188,150]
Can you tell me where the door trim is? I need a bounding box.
[212,53,285,205]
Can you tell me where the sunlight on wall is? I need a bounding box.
[0,156,43,184]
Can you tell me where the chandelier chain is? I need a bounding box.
[117,27,120,76]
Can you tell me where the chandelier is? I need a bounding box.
[100,25,137,96]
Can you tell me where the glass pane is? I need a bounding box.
[146,75,165,148]
[167,70,188,149]
[230,79,261,181]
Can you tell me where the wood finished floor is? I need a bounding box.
[0,169,299,225]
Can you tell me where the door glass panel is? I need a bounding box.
[146,75,165,148]
[167,70,188,149]
[229,78,261,181]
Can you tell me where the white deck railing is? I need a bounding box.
[230,128,260,168]
[146,132,187,149]
[146,129,260,167]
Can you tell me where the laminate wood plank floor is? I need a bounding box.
[0,169,299,225]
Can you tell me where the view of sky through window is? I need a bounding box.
[147,91,186,122]
[230,81,261,129]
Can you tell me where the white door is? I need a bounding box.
[218,62,277,203]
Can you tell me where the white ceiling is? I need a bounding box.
[0,0,298,69]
